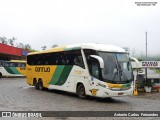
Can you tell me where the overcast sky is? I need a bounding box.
[0,0,160,56]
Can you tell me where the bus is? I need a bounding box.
[0,60,26,77]
[26,43,134,98]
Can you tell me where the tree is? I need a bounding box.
[16,43,25,48]
[30,49,39,52]
[8,37,16,46]
[51,44,58,48]
[42,46,47,50]
[24,44,32,50]
[0,36,8,44]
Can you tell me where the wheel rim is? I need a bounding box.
[38,80,43,90]
[39,82,42,90]
[80,87,85,96]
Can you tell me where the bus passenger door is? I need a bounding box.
[88,60,101,96]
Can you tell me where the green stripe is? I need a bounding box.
[122,82,131,88]
[49,66,65,85]
[56,65,73,85]
[4,67,21,74]
[64,47,81,51]
[49,65,73,85]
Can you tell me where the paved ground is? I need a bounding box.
[0,78,159,120]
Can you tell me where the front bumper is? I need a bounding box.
[95,87,133,98]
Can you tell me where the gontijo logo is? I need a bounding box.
[35,67,50,72]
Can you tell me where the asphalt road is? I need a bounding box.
[0,78,159,120]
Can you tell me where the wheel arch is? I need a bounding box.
[76,82,87,98]
[76,82,85,93]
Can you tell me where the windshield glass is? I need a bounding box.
[98,52,133,83]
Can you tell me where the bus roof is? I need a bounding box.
[28,43,126,55]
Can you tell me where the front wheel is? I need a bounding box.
[77,84,87,99]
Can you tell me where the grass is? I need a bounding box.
[155,69,160,74]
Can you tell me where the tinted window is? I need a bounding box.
[3,62,26,67]
[27,50,85,68]
[83,49,97,73]
[91,61,100,79]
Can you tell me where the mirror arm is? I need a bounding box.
[90,55,104,68]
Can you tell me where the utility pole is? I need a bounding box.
[145,31,147,85]
[146,32,147,60]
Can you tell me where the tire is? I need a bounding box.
[77,84,87,99]
[0,73,2,78]
[33,79,39,90]
[38,79,44,90]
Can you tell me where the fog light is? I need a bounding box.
[118,92,123,95]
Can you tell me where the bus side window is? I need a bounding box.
[61,53,66,65]
[22,63,26,67]
[37,54,44,65]
[55,53,59,64]
[73,55,84,68]
[83,49,97,70]
[4,63,8,67]
[91,61,100,79]
[10,63,16,67]
[0,62,3,67]
[67,54,74,65]
[74,56,81,66]
[17,63,20,67]
[68,54,75,65]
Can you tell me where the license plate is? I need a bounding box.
[118,92,123,95]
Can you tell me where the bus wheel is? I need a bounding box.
[38,79,44,90]
[33,79,39,90]
[77,84,87,99]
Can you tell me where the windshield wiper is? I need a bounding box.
[117,62,129,81]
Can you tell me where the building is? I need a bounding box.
[131,61,160,86]
[0,43,28,60]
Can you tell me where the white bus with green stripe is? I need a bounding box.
[0,60,26,77]
[26,43,134,98]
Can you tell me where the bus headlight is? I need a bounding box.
[98,83,109,88]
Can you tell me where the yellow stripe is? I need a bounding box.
[28,46,66,55]
[107,83,123,88]
[10,60,26,63]
[16,67,26,76]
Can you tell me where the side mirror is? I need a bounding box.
[90,55,104,68]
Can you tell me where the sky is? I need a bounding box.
[0,0,160,56]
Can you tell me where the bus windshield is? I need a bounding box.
[98,52,133,83]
